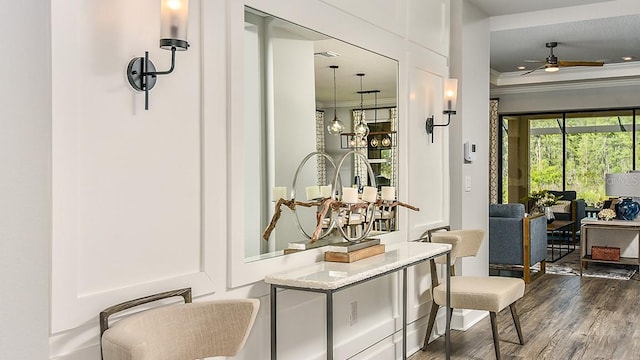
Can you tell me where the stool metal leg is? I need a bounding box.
[422,301,439,351]
[510,303,524,345]
[489,311,501,360]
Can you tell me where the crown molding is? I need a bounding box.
[490,61,640,95]
[491,77,640,96]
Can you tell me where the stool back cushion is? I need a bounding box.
[432,229,485,264]
[102,299,259,360]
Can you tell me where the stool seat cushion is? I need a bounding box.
[433,276,525,313]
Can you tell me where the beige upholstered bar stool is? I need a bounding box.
[423,229,525,360]
[100,288,260,360]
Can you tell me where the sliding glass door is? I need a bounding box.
[529,115,564,193]
[565,111,634,205]
[499,109,637,206]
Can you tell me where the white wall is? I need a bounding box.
[270,30,318,249]
[0,0,463,359]
[449,1,490,268]
[448,0,491,330]
[0,1,51,359]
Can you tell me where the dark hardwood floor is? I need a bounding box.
[410,272,640,360]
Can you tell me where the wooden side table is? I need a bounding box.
[579,219,640,276]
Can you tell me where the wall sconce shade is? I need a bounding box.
[127,0,190,110]
[160,0,190,50]
[426,78,458,143]
[443,78,458,114]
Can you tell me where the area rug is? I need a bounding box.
[491,248,637,280]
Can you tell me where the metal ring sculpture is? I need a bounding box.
[291,151,341,240]
[331,150,377,242]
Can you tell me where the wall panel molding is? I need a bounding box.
[50,0,214,334]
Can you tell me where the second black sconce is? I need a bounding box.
[426,78,458,143]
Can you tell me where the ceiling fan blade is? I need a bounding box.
[558,60,604,67]
[520,64,545,76]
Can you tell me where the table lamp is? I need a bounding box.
[605,172,640,220]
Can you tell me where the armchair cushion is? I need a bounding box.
[550,200,571,214]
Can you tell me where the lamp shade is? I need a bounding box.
[160,0,189,50]
[443,78,458,113]
[605,172,640,197]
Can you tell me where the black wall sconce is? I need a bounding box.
[426,78,458,143]
[126,0,190,110]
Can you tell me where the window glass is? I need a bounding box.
[529,115,563,193]
[565,111,633,206]
[498,109,638,206]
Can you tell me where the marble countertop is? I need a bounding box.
[264,241,451,290]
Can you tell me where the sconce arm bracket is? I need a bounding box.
[126,47,178,110]
[425,110,456,143]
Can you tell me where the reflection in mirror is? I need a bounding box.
[243,7,398,261]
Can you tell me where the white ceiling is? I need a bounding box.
[467,0,640,88]
[467,0,612,17]
[255,1,640,104]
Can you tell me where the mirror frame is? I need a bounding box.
[227,0,409,287]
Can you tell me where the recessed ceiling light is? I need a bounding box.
[622,56,633,61]
[517,66,526,70]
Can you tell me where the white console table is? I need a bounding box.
[265,241,452,360]
[580,218,640,275]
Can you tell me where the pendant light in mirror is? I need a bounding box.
[326,65,345,135]
[354,73,370,140]
[381,133,391,147]
[369,90,380,147]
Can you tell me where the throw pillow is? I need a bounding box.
[550,200,571,214]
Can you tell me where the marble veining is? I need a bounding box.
[265,241,451,290]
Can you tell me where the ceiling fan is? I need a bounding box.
[521,42,604,75]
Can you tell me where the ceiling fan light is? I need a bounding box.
[545,66,559,72]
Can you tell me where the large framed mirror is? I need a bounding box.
[242,6,399,262]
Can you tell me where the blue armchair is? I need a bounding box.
[489,203,547,283]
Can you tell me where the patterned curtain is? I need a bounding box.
[352,109,368,185]
[489,99,499,204]
[315,110,326,185]
[390,108,398,187]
